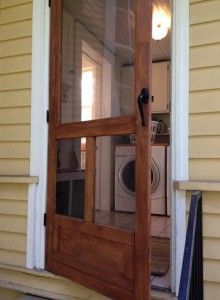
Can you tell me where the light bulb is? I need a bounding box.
[152,5,170,40]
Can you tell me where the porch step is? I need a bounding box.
[151,290,177,300]
[21,296,49,300]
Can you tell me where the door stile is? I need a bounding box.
[84,137,96,222]
[134,0,152,299]
[50,0,62,127]
[46,0,62,269]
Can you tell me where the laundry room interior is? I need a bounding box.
[56,0,172,291]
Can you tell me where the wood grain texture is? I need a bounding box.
[54,214,134,246]
[46,0,152,298]
[51,215,135,294]
[46,0,62,270]
[56,116,136,139]
[134,0,152,299]
[49,261,134,300]
[84,137,96,223]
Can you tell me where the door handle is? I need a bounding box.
[138,88,149,126]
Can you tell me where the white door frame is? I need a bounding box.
[26,0,50,269]
[171,0,189,294]
[27,0,189,295]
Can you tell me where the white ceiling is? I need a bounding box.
[152,0,171,61]
[63,0,171,62]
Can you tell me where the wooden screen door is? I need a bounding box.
[46,0,152,299]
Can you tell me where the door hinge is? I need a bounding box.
[44,213,47,226]
[48,0,51,8]
[46,110,49,123]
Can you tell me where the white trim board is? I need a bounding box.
[26,0,50,269]
[171,0,189,294]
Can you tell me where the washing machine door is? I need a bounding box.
[151,158,160,193]
[119,157,160,196]
[119,157,136,197]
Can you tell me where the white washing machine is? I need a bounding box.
[115,145,166,215]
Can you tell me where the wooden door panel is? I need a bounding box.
[51,216,134,291]
[50,260,134,300]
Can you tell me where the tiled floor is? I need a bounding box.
[95,211,171,290]
[151,216,171,290]
[151,215,171,238]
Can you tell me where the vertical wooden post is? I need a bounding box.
[135,0,152,299]
[46,0,62,269]
[84,137,96,223]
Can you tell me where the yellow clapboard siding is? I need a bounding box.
[0,125,30,141]
[0,55,32,75]
[0,19,32,41]
[204,259,220,283]
[1,253,25,268]
[0,37,32,58]
[190,0,220,25]
[0,72,31,91]
[189,89,220,113]
[0,2,32,25]
[190,0,204,3]
[0,214,26,234]
[202,192,220,214]
[189,136,220,158]
[203,213,220,238]
[190,21,220,46]
[187,191,220,214]
[190,67,220,91]
[189,159,220,180]
[204,282,220,300]
[0,90,30,107]
[0,0,31,9]
[0,107,30,124]
[0,142,29,158]
[204,238,220,260]
[0,287,24,297]
[0,159,29,175]
[190,44,220,69]
[0,232,26,252]
[0,268,108,300]
[189,112,220,136]
[0,184,28,201]
[0,200,27,216]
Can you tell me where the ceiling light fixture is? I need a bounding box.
[152,5,171,41]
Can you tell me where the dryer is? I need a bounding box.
[115,145,166,215]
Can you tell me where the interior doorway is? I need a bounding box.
[150,0,172,291]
